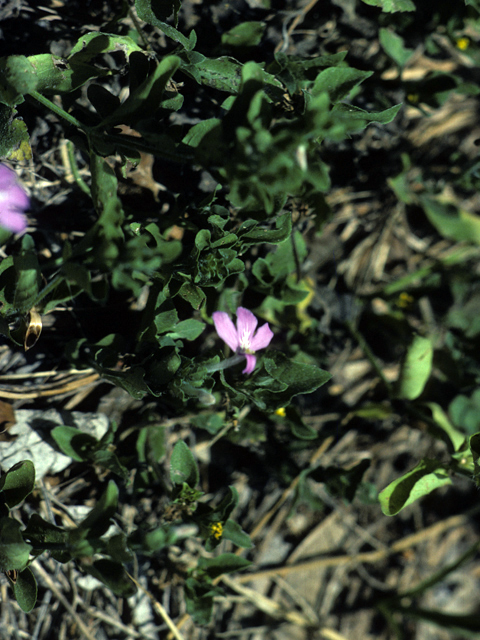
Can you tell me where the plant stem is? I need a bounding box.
[181,382,216,405]
[30,91,194,164]
[347,321,393,396]
[66,141,91,195]
[29,91,89,130]
[97,132,195,163]
[205,353,246,373]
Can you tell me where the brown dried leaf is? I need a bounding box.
[24,309,42,351]
[0,401,16,434]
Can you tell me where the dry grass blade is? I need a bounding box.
[0,372,99,399]
[127,572,186,640]
[32,562,98,640]
[220,574,316,627]
[235,511,475,584]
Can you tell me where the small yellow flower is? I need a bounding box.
[209,522,223,540]
[456,37,470,51]
[275,407,286,417]
[396,292,414,309]
[407,93,419,104]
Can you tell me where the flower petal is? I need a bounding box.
[0,165,16,189]
[0,165,29,234]
[0,210,27,233]
[212,311,239,351]
[250,323,274,351]
[7,184,30,211]
[236,307,257,350]
[242,354,257,374]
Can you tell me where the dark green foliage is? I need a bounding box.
[0,460,35,509]
[2,0,479,627]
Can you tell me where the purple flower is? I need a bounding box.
[0,164,29,233]
[212,307,274,374]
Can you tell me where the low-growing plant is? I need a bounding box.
[1,0,480,633]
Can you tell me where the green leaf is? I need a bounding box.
[154,306,179,334]
[288,416,317,440]
[379,458,451,516]
[333,102,402,127]
[128,524,181,554]
[237,212,292,246]
[184,56,244,93]
[0,56,38,105]
[73,480,119,540]
[83,153,125,269]
[106,533,135,564]
[84,559,137,597]
[253,231,307,285]
[51,425,98,462]
[197,553,251,580]
[312,67,373,103]
[184,577,222,625]
[450,391,480,436]
[183,118,221,149]
[136,424,166,469]
[388,160,416,204]
[0,518,32,571]
[169,318,205,340]
[52,420,128,482]
[255,351,331,411]
[221,22,265,48]
[0,460,35,509]
[135,0,195,49]
[271,51,347,93]
[27,53,108,93]
[420,195,480,245]
[469,433,480,487]
[13,235,41,314]
[379,28,415,67]
[12,567,37,612]
[425,402,466,451]
[222,519,254,549]
[23,514,70,563]
[191,412,225,435]
[91,449,130,482]
[0,54,107,105]
[360,0,415,11]
[135,0,182,24]
[212,486,239,523]
[0,104,31,161]
[395,335,433,400]
[68,31,144,61]
[279,406,318,440]
[170,440,199,488]
[98,55,181,127]
[178,282,206,309]
[465,0,480,10]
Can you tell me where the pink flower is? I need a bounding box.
[0,164,29,233]
[212,307,274,374]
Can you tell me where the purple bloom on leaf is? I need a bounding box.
[0,164,29,233]
[212,307,274,374]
